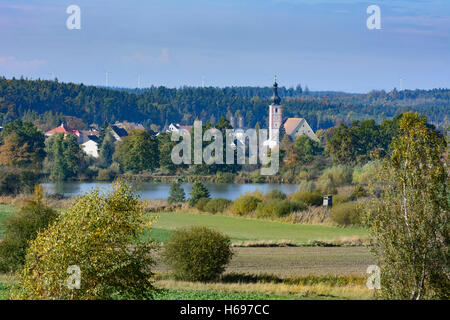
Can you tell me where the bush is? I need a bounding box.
[167,182,185,204]
[296,171,310,181]
[215,172,235,183]
[0,168,38,196]
[0,186,58,272]
[11,182,158,300]
[319,165,353,187]
[96,168,116,181]
[194,197,211,211]
[330,202,361,226]
[291,191,323,206]
[204,198,232,214]
[230,195,261,215]
[163,226,233,282]
[188,181,210,207]
[264,190,287,201]
[316,177,338,194]
[333,194,351,205]
[350,184,367,200]
[256,199,306,218]
[296,180,316,193]
[352,160,382,185]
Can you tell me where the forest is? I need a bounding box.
[0,77,448,131]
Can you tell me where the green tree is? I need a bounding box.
[0,119,45,169]
[163,226,233,282]
[168,182,185,204]
[115,130,159,173]
[293,135,323,164]
[97,120,109,147]
[99,132,115,168]
[46,134,84,181]
[157,132,177,173]
[188,181,210,206]
[12,182,158,300]
[364,113,449,299]
[0,185,58,272]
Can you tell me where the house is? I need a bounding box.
[79,130,99,143]
[168,123,193,134]
[45,123,83,143]
[82,138,99,158]
[113,121,145,132]
[283,118,319,142]
[110,125,128,141]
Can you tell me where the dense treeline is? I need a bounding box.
[1,77,448,131]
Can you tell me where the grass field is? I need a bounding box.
[0,205,369,244]
[0,204,373,300]
[0,205,16,238]
[147,211,368,244]
[154,289,301,300]
[154,246,373,277]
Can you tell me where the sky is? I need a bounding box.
[0,0,449,93]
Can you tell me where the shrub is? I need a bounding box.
[319,165,353,187]
[296,180,315,193]
[163,226,233,282]
[333,194,351,205]
[330,202,361,226]
[291,191,323,206]
[256,199,306,218]
[11,182,158,300]
[194,197,211,211]
[215,172,235,183]
[0,186,58,272]
[167,182,185,204]
[350,184,367,200]
[352,160,382,185]
[96,168,116,181]
[296,171,310,181]
[264,190,287,201]
[290,200,308,212]
[188,181,210,206]
[230,195,261,215]
[316,177,338,194]
[204,198,232,214]
[0,168,38,196]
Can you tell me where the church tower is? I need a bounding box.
[268,76,282,142]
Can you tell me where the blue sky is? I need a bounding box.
[0,0,449,92]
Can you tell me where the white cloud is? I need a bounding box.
[122,48,171,65]
[0,56,46,72]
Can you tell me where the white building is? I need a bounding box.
[265,76,283,149]
[82,139,99,158]
[284,118,319,142]
[167,123,193,134]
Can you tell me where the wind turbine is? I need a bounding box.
[105,71,110,87]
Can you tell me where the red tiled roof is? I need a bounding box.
[45,125,80,136]
[283,118,304,135]
[178,125,193,131]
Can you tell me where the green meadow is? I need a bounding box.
[147,211,368,244]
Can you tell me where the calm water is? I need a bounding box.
[42,182,299,200]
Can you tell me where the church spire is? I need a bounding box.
[271,75,281,105]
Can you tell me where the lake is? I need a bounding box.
[42,182,299,200]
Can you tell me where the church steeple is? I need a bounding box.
[271,75,281,105]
